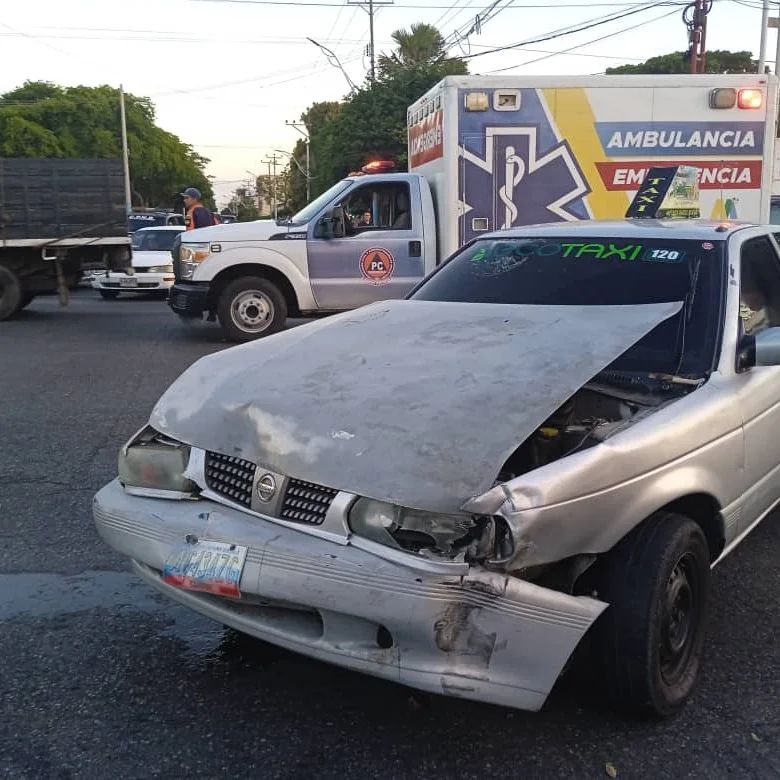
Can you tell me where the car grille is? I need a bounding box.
[279,478,338,526]
[204,451,256,508]
[204,452,338,524]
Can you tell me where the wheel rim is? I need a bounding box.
[230,289,274,334]
[659,552,701,685]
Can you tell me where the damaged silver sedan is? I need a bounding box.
[94,220,780,717]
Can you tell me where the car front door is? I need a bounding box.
[306,179,425,310]
[733,232,780,532]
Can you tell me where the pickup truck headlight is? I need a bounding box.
[145,264,174,273]
[118,426,197,498]
[348,497,481,557]
[179,243,211,280]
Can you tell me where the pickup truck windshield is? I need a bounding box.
[289,180,352,226]
[412,236,725,376]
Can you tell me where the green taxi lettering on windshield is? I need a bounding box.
[560,243,644,261]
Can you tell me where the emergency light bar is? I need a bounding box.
[361,160,396,174]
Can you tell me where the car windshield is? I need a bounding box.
[133,230,180,252]
[289,180,352,225]
[412,236,725,376]
[129,215,166,233]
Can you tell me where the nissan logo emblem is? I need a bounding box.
[256,473,277,502]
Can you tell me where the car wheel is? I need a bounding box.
[0,264,23,320]
[594,511,710,717]
[217,276,286,342]
[99,290,120,300]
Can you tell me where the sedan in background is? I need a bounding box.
[93,226,184,300]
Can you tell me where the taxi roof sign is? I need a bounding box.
[626,165,701,220]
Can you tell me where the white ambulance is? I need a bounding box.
[171,74,778,341]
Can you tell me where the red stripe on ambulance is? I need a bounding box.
[595,160,762,190]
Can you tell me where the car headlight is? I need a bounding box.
[179,243,211,280]
[146,264,174,273]
[348,497,512,562]
[118,426,197,498]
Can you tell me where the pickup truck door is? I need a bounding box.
[306,179,425,310]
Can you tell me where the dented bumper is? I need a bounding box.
[93,479,606,712]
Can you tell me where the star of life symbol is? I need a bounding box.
[460,127,590,228]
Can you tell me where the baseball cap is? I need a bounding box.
[180,187,202,199]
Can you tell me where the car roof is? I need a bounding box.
[482,219,758,241]
[134,225,186,233]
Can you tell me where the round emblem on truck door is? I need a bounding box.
[256,473,277,502]
[359,247,394,284]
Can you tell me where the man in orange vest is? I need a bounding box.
[181,188,215,230]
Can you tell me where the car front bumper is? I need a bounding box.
[93,271,174,292]
[93,479,606,712]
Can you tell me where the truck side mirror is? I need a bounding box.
[330,205,346,238]
[314,205,347,239]
[738,327,780,370]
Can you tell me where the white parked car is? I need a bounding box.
[93,226,183,299]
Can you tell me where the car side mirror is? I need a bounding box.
[738,327,780,370]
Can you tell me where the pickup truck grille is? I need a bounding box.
[204,451,256,508]
[279,479,338,526]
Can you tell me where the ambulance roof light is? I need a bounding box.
[361,160,397,174]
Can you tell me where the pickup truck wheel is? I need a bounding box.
[217,276,286,342]
[99,290,120,300]
[595,511,710,718]
[0,265,24,320]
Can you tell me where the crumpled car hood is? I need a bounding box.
[150,299,681,513]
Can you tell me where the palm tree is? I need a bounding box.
[377,23,466,77]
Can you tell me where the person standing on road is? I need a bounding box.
[181,188,215,231]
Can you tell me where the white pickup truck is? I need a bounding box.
[170,73,778,341]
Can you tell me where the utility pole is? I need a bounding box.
[684,0,710,75]
[759,0,770,73]
[285,120,311,203]
[347,0,393,82]
[263,154,281,220]
[119,85,132,215]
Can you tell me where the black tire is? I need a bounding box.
[217,276,287,342]
[0,264,23,320]
[594,511,710,718]
[99,290,120,300]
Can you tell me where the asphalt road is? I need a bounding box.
[1,289,778,780]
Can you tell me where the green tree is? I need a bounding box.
[0,81,213,208]
[606,50,756,75]
[284,101,343,213]
[377,22,466,78]
[286,26,465,202]
[227,186,260,221]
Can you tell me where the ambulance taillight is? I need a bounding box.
[737,89,763,110]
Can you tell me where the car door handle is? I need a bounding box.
[409,240,422,257]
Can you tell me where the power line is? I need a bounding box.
[461,1,682,60]
[189,0,693,7]
[484,6,679,72]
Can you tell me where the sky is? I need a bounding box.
[0,0,770,206]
